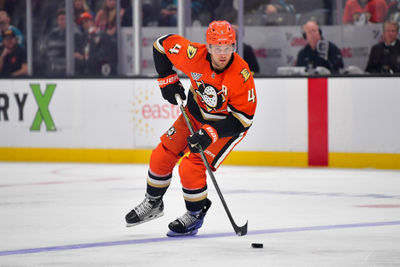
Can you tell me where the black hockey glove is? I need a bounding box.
[187,125,218,153]
[157,72,186,105]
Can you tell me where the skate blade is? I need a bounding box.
[126,212,164,227]
[166,229,198,237]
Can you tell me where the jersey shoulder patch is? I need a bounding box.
[186,44,198,59]
[229,55,253,85]
[240,68,251,83]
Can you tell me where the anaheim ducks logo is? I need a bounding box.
[195,81,225,111]
[187,44,197,59]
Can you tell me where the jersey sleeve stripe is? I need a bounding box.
[227,104,254,128]
[231,111,253,128]
[228,103,255,120]
[154,35,170,54]
[199,108,228,121]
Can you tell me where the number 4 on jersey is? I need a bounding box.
[248,88,256,102]
[169,44,181,54]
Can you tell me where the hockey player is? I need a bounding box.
[125,20,257,237]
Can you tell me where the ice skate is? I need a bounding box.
[167,198,211,237]
[125,195,164,227]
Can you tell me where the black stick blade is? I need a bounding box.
[234,221,248,236]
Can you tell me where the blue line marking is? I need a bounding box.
[1,220,399,256]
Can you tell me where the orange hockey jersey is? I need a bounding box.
[154,34,257,138]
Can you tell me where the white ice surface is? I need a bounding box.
[0,162,400,266]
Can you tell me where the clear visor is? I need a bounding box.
[208,44,236,55]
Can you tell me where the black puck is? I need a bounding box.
[251,243,263,248]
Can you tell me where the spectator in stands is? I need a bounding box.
[247,0,332,26]
[75,12,117,76]
[0,10,24,48]
[296,20,344,74]
[95,0,125,35]
[0,29,27,77]
[264,0,295,15]
[232,24,260,74]
[42,8,82,76]
[74,0,92,25]
[365,20,400,73]
[343,0,388,24]
[261,0,296,25]
[42,8,68,76]
[158,0,177,26]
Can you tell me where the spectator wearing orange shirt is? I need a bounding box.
[343,0,388,24]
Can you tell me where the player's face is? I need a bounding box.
[208,44,235,71]
[383,24,398,45]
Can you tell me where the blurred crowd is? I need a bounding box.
[0,0,132,77]
[1,0,400,77]
[34,0,132,76]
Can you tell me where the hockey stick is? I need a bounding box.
[175,94,248,236]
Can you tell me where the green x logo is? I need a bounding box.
[30,84,56,131]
